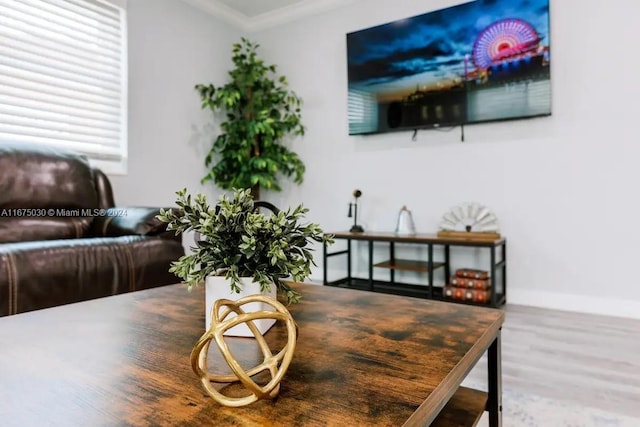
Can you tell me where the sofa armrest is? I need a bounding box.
[94,207,178,237]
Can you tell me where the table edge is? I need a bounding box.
[403,310,505,426]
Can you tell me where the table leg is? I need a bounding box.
[323,240,328,285]
[389,242,395,284]
[487,330,502,427]
[490,246,497,307]
[444,244,450,283]
[427,244,433,298]
[347,239,352,285]
[368,240,373,291]
[502,242,507,304]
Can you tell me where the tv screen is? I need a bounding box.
[346,0,551,135]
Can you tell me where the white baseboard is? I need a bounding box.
[508,289,640,320]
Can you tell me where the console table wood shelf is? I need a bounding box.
[323,231,507,308]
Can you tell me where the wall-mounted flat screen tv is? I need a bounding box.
[347,0,551,135]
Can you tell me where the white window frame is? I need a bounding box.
[0,0,128,175]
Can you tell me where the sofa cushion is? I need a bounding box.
[0,217,94,244]
[0,236,184,316]
[0,143,99,242]
[93,207,178,237]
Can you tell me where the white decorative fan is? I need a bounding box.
[439,203,499,233]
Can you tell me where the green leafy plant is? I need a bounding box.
[157,188,333,304]
[195,38,305,200]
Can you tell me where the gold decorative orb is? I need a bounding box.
[190,294,297,407]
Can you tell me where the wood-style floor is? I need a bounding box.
[463,303,640,420]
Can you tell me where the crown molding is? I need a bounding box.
[181,0,250,31]
[249,0,360,32]
[181,0,359,32]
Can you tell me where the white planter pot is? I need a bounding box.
[205,276,277,337]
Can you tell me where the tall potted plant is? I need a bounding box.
[196,38,306,200]
[158,188,333,336]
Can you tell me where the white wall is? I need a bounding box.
[108,0,241,206]
[110,0,640,318]
[252,0,640,318]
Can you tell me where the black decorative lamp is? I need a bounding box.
[347,189,364,233]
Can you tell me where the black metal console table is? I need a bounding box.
[323,231,507,308]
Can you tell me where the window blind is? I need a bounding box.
[0,0,127,171]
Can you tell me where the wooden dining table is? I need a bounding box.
[0,282,503,426]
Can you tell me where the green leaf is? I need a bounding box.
[194,38,306,194]
[155,188,332,302]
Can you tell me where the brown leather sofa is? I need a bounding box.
[0,143,184,316]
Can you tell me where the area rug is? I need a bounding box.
[466,381,640,427]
